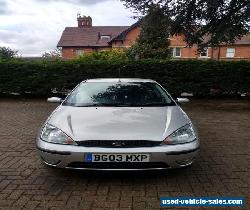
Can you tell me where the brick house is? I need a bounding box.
[57,15,250,60]
[57,15,129,59]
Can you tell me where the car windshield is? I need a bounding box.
[63,82,175,107]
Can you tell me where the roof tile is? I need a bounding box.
[57,26,129,47]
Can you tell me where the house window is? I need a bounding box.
[226,48,235,58]
[101,35,111,40]
[171,47,181,57]
[200,47,209,57]
[75,49,84,56]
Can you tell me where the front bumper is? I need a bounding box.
[36,138,200,170]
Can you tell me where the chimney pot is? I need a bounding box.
[77,15,92,28]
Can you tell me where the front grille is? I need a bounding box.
[75,140,161,148]
[67,162,169,169]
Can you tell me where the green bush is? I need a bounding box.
[77,49,128,62]
[0,59,249,97]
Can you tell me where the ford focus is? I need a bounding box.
[36,79,199,170]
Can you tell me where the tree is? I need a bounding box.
[42,48,62,59]
[0,47,18,60]
[121,0,250,49]
[127,5,171,59]
[77,49,128,61]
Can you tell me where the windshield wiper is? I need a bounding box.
[74,103,126,107]
[139,103,172,107]
[72,102,173,107]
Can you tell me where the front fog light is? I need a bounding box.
[176,158,194,166]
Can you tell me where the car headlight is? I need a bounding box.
[161,124,196,145]
[41,124,77,145]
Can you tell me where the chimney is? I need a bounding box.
[77,14,92,28]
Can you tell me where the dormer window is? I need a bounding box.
[100,35,111,40]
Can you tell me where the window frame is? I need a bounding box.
[226,48,235,58]
[75,49,84,56]
[171,47,182,58]
[199,47,209,58]
[100,35,111,40]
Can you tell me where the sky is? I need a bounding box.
[0,0,136,57]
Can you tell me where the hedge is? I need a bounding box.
[0,59,249,97]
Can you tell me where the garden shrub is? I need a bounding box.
[0,59,249,97]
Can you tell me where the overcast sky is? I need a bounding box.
[0,0,135,57]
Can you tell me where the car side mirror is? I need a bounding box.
[176,98,190,104]
[47,97,62,103]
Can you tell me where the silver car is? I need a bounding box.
[37,78,199,170]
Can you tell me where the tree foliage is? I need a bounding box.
[0,47,18,60]
[77,49,128,61]
[127,5,171,59]
[42,48,62,59]
[121,0,250,48]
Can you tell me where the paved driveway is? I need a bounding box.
[0,99,249,210]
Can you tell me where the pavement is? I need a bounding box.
[0,99,249,210]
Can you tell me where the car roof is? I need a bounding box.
[84,78,156,83]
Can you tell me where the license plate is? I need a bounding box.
[85,153,150,162]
